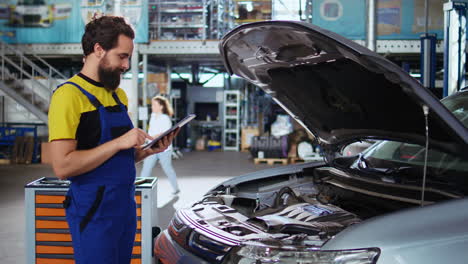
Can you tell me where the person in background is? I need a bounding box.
[48,16,177,264]
[140,96,180,194]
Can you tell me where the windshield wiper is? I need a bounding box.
[383,166,413,175]
[357,155,412,176]
[357,155,385,173]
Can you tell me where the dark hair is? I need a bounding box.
[153,96,174,117]
[81,16,135,56]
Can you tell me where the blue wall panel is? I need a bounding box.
[311,0,445,40]
[312,0,366,39]
[0,0,148,44]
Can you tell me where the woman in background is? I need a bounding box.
[140,96,180,194]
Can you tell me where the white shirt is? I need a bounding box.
[148,113,173,150]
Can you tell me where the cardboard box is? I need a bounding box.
[288,143,298,158]
[12,136,34,164]
[147,73,168,84]
[148,73,169,96]
[195,136,206,151]
[241,126,260,151]
[157,82,168,95]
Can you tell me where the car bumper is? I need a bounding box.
[154,229,210,264]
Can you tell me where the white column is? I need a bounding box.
[166,63,172,96]
[129,44,139,126]
[142,54,148,131]
[367,0,376,52]
[443,1,467,96]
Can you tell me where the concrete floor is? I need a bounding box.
[0,151,280,264]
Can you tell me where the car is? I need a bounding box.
[7,0,72,28]
[154,21,468,264]
[9,0,54,27]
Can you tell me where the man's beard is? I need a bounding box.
[98,60,122,91]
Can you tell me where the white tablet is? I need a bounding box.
[141,114,196,150]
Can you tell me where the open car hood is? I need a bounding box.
[220,21,468,155]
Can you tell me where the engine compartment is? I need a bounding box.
[186,165,416,248]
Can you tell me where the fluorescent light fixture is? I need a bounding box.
[201,73,225,87]
[123,72,145,79]
[170,73,225,87]
[171,73,192,82]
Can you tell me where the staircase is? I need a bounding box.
[0,41,67,124]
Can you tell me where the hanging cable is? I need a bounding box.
[420,105,429,206]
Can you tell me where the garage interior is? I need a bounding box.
[0,0,466,263]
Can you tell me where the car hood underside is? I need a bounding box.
[220,21,468,155]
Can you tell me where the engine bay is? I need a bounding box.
[183,165,415,249]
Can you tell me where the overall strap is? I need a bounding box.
[63,82,103,109]
[112,92,127,111]
[112,92,124,105]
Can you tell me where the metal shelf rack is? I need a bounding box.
[209,0,236,39]
[149,0,236,41]
[149,0,208,40]
[223,90,240,151]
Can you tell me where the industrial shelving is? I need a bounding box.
[149,0,208,40]
[208,0,236,39]
[149,0,236,41]
[223,90,240,151]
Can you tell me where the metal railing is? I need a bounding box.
[0,40,66,117]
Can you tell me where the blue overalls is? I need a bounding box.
[61,82,137,264]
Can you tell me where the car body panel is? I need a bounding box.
[322,198,468,264]
[220,21,468,155]
[155,21,468,264]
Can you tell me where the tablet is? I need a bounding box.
[142,114,196,150]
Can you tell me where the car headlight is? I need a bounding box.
[230,242,380,264]
[168,212,191,247]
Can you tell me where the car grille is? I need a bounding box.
[23,15,41,23]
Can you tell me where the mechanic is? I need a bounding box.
[48,15,177,264]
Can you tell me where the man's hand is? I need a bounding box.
[135,128,180,163]
[116,128,152,150]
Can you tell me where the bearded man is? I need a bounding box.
[48,16,177,264]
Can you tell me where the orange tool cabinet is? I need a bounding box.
[25,177,158,264]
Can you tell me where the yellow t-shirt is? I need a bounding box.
[48,73,128,149]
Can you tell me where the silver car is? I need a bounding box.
[154,21,468,264]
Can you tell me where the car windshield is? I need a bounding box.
[359,91,468,174]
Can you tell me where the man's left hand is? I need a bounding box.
[135,128,180,163]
